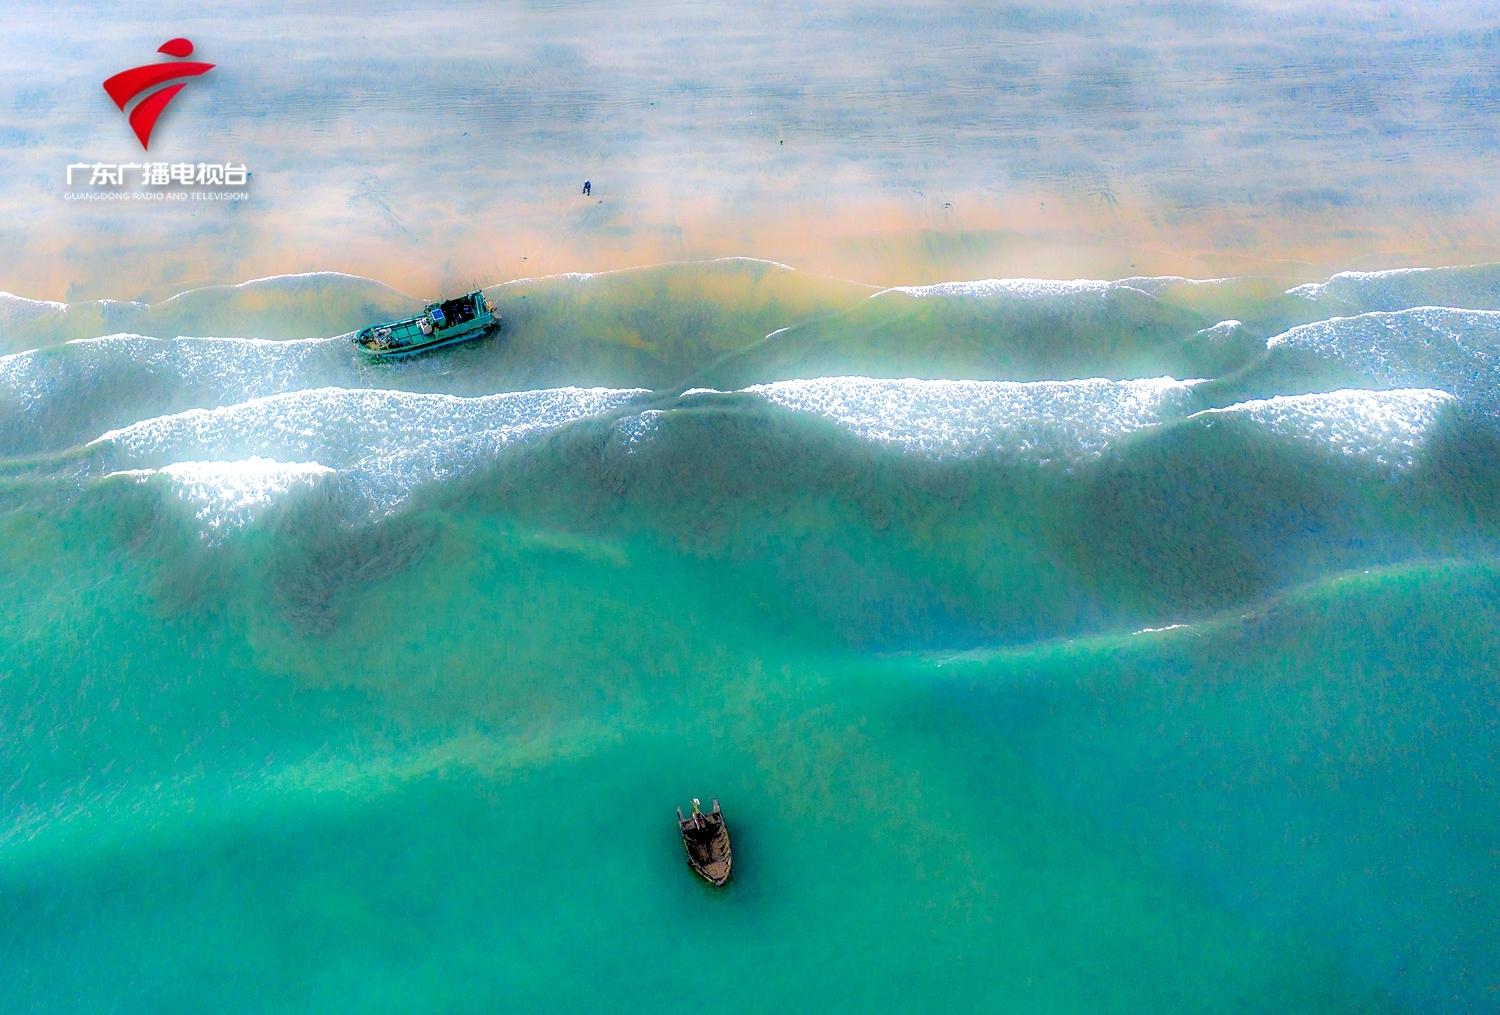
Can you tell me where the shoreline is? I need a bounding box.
[13,188,1500,304]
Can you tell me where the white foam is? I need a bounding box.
[502,256,800,290]
[0,292,69,341]
[0,291,67,311]
[61,332,329,349]
[159,270,408,305]
[1118,275,1235,290]
[1285,264,1500,313]
[614,408,665,452]
[108,457,335,531]
[89,385,644,520]
[1,271,398,317]
[709,255,797,272]
[873,273,1243,301]
[0,333,350,428]
[875,278,1122,300]
[717,376,1201,461]
[1287,266,1446,299]
[1266,307,1500,409]
[502,270,598,286]
[1189,389,1456,471]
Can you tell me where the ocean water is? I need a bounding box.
[1,258,1498,1011]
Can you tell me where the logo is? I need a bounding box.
[102,38,214,150]
[66,38,247,202]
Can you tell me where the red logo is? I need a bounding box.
[102,38,215,150]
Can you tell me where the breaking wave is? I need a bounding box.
[4,259,1499,1015]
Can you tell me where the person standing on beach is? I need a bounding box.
[582,180,591,197]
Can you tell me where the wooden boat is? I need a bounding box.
[677,798,732,887]
[354,289,499,359]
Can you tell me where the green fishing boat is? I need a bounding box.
[354,290,500,359]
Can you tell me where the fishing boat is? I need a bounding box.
[354,289,499,359]
[676,798,732,887]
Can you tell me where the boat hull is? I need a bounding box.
[679,809,732,887]
[354,290,500,360]
[356,317,499,360]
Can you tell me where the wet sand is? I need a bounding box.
[2,0,1498,300]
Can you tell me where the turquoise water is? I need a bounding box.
[2,260,1498,1011]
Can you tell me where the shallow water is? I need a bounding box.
[1,260,1497,1011]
